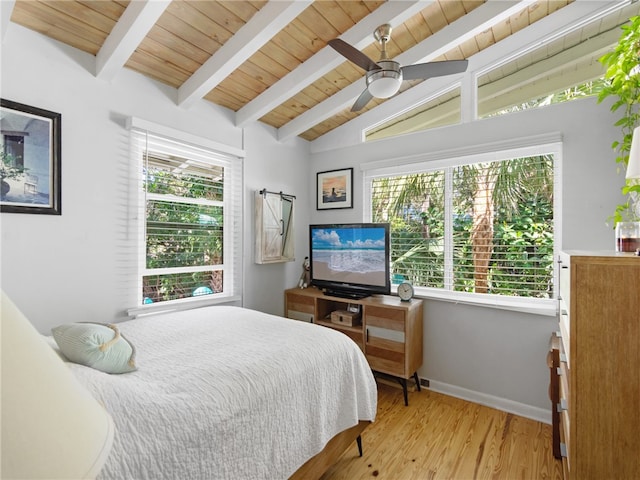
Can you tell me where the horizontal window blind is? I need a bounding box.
[131,128,242,306]
[372,171,446,289]
[370,152,556,299]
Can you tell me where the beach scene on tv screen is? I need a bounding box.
[311,227,386,287]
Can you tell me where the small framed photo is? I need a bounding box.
[316,167,353,210]
[1,99,61,215]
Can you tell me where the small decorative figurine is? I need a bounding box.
[298,256,311,289]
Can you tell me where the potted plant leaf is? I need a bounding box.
[598,15,640,223]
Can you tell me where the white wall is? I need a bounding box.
[0,24,309,332]
[242,122,312,315]
[310,98,624,420]
[1,22,626,421]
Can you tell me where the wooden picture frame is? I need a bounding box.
[317,168,353,210]
[1,99,61,215]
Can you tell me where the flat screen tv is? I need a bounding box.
[309,223,391,299]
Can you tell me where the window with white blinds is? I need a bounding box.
[367,147,558,301]
[130,128,242,306]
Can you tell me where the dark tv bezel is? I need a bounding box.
[308,222,391,298]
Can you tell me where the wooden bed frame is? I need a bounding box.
[290,421,370,480]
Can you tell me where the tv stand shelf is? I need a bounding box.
[285,287,424,405]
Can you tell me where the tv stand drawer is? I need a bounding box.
[286,293,315,315]
[284,287,424,402]
[365,305,405,330]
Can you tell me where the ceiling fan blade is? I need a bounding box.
[328,38,380,72]
[351,88,374,112]
[401,60,469,81]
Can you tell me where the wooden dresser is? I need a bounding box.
[285,287,423,405]
[552,251,640,479]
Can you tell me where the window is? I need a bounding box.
[479,79,604,119]
[365,143,559,309]
[3,135,25,168]
[130,125,242,307]
[361,6,620,141]
[366,86,462,141]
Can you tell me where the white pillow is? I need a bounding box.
[51,323,137,374]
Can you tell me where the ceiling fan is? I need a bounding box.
[328,24,469,112]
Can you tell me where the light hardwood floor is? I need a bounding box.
[321,383,563,480]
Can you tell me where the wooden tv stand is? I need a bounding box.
[285,287,424,405]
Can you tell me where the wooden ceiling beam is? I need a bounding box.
[177,0,311,109]
[311,0,631,152]
[235,0,429,128]
[393,0,537,68]
[279,0,528,143]
[96,0,170,81]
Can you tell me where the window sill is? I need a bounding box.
[396,287,557,316]
[127,294,242,319]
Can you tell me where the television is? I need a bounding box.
[309,223,391,299]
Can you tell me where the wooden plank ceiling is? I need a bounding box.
[8,0,605,142]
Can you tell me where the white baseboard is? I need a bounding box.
[424,379,552,425]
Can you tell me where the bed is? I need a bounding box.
[59,305,378,479]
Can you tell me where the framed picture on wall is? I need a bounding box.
[316,168,353,210]
[1,99,61,215]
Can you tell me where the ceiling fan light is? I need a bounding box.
[366,60,402,99]
[368,76,402,98]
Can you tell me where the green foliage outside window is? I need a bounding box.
[372,155,554,298]
[143,165,224,303]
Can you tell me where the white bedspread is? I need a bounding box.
[68,306,377,480]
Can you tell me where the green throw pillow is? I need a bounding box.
[51,322,137,374]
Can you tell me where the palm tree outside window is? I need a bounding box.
[367,149,557,300]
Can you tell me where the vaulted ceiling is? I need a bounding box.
[4,1,639,145]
